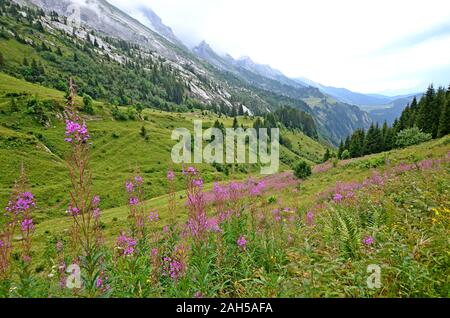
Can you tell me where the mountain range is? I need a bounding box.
[10,0,417,144]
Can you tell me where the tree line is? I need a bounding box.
[338,84,450,159]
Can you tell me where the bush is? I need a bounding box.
[111,106,128,121]
[82,94,94,115]
[293,160,312,179]
[341,149,350,160]
[395,127,432,148]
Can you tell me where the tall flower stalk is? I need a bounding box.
[167,168,177,227]
[64,78,102,296]
[184,167,208,244]
[1,165,35,293]
[125,172,147,238]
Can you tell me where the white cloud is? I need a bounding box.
[107,0,450,95]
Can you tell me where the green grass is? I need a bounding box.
[0,72,327,220]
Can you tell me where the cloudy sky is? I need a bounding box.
[107,0,450,95]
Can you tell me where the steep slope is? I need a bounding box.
[193,41,371,144]
[136,5,182,46]
[8,0,369,144]
[369,95,423,125]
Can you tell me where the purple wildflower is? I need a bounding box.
[148,211,159,222]
[363,236,375,246]
[135,175,143,185]
[125,181,134,194]
[116,232,137,256]
[64,120,90,143]
[306,211,314,225]
[67,205,80,217]
[21,218,35,232]
[92,195,100,207]
[237,235,247,250]
[333,193,343,203]
[129,197,139,206]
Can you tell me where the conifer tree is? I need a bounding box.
[415,85,436,134]
[437,95,449,138]
[432,87,446,138]
[349,129,365,158]
[408,96,418,127]
[337,140,344,159]
[232,117,239,129]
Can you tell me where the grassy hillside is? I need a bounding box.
[4,127,447,297]
[0,72,327,222]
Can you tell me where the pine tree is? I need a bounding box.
[365,123,383,155]
[344,136,351,151]
[381,121,389,150]
[398,105,410,131]
[349,129,365,158]
[408,97,418,127]
[232,117,239,129]
[432,87,446,138]
[437,95,449,138]
[415,85,436,134]
[337,140,344,159]
[384,126,395,150]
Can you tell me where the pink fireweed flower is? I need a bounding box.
[237,235,247,250]
[116,232,137,256]
[162,253,186,281]
[151,248,158,259]
[346,191,354,199]
[163,225,169,233]
[64,120,90,143]
[207,217,221,233]
[129,197,139,206]
[6,192,36,215]
[333,193,343,203]
[148,211,159,222]
[272,209,282,222]
[125,181,134,194]
[182,165,197,176]
[167,170,175,181]
[21,218,35,232]
[187,166,196,175]
[92,195,100,207]
[0,239,4,248]
[135,175,143,185]
[96,277,103,289]
[306,211,314,225]
[67,205,80,217]
[194,291,203,298]
[363,236,375,246]
[93,208,100,221]
[192,178,204,189]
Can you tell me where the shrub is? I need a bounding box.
[341,149,350,160]
[395,127,432,148]
[82,94,94,115]
[111,106,128,121]
[293,160,312,179]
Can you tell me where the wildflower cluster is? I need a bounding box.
[116,232,137,257]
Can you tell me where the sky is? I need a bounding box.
[107,0,450,96]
